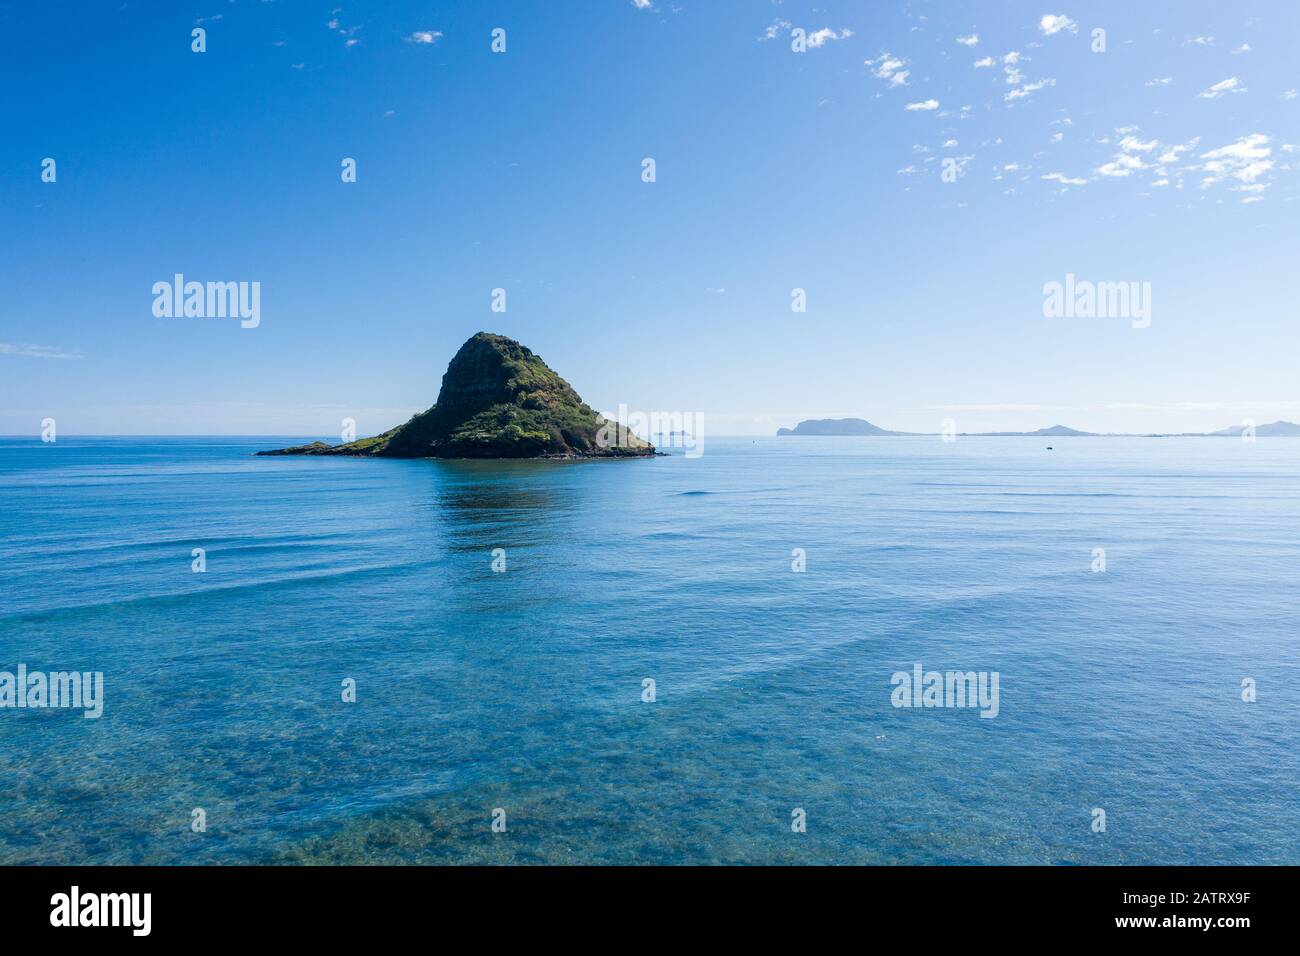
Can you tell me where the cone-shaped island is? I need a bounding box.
[259,332,654,459]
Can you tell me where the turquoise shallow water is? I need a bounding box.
[0,435,1297,864]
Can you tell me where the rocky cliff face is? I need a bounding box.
[260,333,653,459]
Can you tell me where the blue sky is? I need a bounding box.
[2,0,1298,436]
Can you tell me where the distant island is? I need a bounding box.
[777,419,904,436]
[776,417,1300,438]
[260,332,654,459]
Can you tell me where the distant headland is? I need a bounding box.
[260,333,654,460]
[776,417,1300,438]
[776,418,904,437]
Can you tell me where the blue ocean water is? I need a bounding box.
[0,435,1296,864]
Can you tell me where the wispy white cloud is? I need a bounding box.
[1042,172,1087,185]
[924,403,1068,413]
[327,13,361,46]
[806,27,853,48]
[1118,135,1159,152]
[406,31,441,44]
[0,343,84,360]
[1039,14,1077,36]
[905,99,940,111]
[1157,138,1197,162]
[1196,134,1273,194]
[867,52,908,84]
[956,34,979,47]
[1198,76,1245,99]
[1095,151,1151,178]
[1006,77,1055,102]
[1002,51,1024,85]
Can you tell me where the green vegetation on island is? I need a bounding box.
[260,332,654,459]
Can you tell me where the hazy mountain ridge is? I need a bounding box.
[776,418,1300,437]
